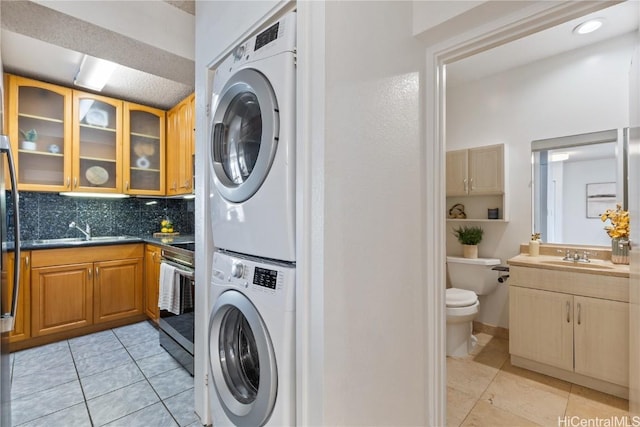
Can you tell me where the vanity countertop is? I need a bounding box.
[508,253,629,278]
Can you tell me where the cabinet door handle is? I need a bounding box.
[66,177,71,188]
[95,267,99,278]
[566,301,570,323]
[24,256,29,268]
[73,177,78,188]
[125,181,130,191]
[577,303,581,325]
[463,178,468,192]
[470,178,474,190]
[88,268,92,280]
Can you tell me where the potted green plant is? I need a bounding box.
[452,225,483,258]
[19,128,38,151]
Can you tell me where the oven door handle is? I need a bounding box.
[162,260,195,278]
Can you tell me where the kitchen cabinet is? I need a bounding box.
[31,262,93,337]
[144,244,162,322]
[93,258,144,323]
[30,244,144,337]
[166,93,194,196]
[124,103,166,195]
[7,75,73,191]
[72,91,123,192]
[5,251,31,343]
[509,267,629,394]
[446,144,506,221]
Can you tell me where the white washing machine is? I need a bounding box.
[209,12,296,263]
[208,250,295,426]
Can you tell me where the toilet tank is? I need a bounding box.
[446,256,501,295]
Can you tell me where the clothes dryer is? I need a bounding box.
[208,250,295,426]
[209,12,296,262]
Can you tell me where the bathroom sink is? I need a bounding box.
[542,260,615,270]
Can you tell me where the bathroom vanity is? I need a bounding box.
[507,246,629,399]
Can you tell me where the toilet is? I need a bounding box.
[446,256,501,357]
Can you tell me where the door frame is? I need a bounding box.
[424,2,616,424]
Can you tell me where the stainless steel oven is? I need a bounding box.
[159,242,195,375]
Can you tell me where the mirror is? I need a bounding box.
[532,129,628,246]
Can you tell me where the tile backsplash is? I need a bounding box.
[7,192,195,241]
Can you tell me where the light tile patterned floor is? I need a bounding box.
[9,321,200,427]
[448,332,630,426]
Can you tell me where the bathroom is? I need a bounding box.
[443,1,637,424]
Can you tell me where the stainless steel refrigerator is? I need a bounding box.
[0,58,21,426]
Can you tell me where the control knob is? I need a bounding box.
[233,45,245,61]
[231,263,244,279]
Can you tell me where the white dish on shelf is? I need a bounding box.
[85,108,108,127]
[20,141,37,151]
[86,165,109,185]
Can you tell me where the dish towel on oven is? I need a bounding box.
[158,263,181,315]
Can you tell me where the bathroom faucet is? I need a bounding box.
[69,221,91,240]
[558,249,590,263]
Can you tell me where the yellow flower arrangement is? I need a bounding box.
[600,204,629,239]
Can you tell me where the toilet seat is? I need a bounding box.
[446,288,478,307]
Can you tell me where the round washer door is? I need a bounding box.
[210,68,279,203]
[209,290,277,426]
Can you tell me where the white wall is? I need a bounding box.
[446,33,635,328]
[320,2,426,424]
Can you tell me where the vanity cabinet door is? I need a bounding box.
[574,296,629,387]
[509,286,574,371]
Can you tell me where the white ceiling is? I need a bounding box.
[446,1,639,87]
[0,0,194,110]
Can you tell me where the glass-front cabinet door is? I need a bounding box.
[72,92,122,192]
[7,75,72,191]
[124,103,165,195]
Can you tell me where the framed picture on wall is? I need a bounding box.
[586,182,616,218]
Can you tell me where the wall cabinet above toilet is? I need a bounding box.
[446,144,507,221]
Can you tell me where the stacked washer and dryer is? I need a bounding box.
[207,12,297,427]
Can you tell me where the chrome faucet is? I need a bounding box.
[558,249,591,263]
[69,221,91,240]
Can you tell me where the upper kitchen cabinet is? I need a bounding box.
[166,93,194,196]
[124,103,166,195]
[446,144,507,221]
[7,75,73,191]
[72,92,123,192]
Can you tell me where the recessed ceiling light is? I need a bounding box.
[573,19,604,35]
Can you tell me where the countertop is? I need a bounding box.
[507,253,630,278]
[8,234,195,251]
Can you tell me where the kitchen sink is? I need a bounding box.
[29,236,139,246]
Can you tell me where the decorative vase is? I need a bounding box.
[462,244,478,259]
[529,240,540,257]
[611,238,630,265]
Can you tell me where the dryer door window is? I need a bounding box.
[211,68,279,203]
[209,290,277,425]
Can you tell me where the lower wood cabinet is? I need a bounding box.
[31,263,93,337]
[144,244,162,322]
[93,258,144,324]
[509,283,629,389]
[5,251,31,343]
[30,244,144,337]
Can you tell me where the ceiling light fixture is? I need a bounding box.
[74,54,117,91]
[573,18,604,35]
